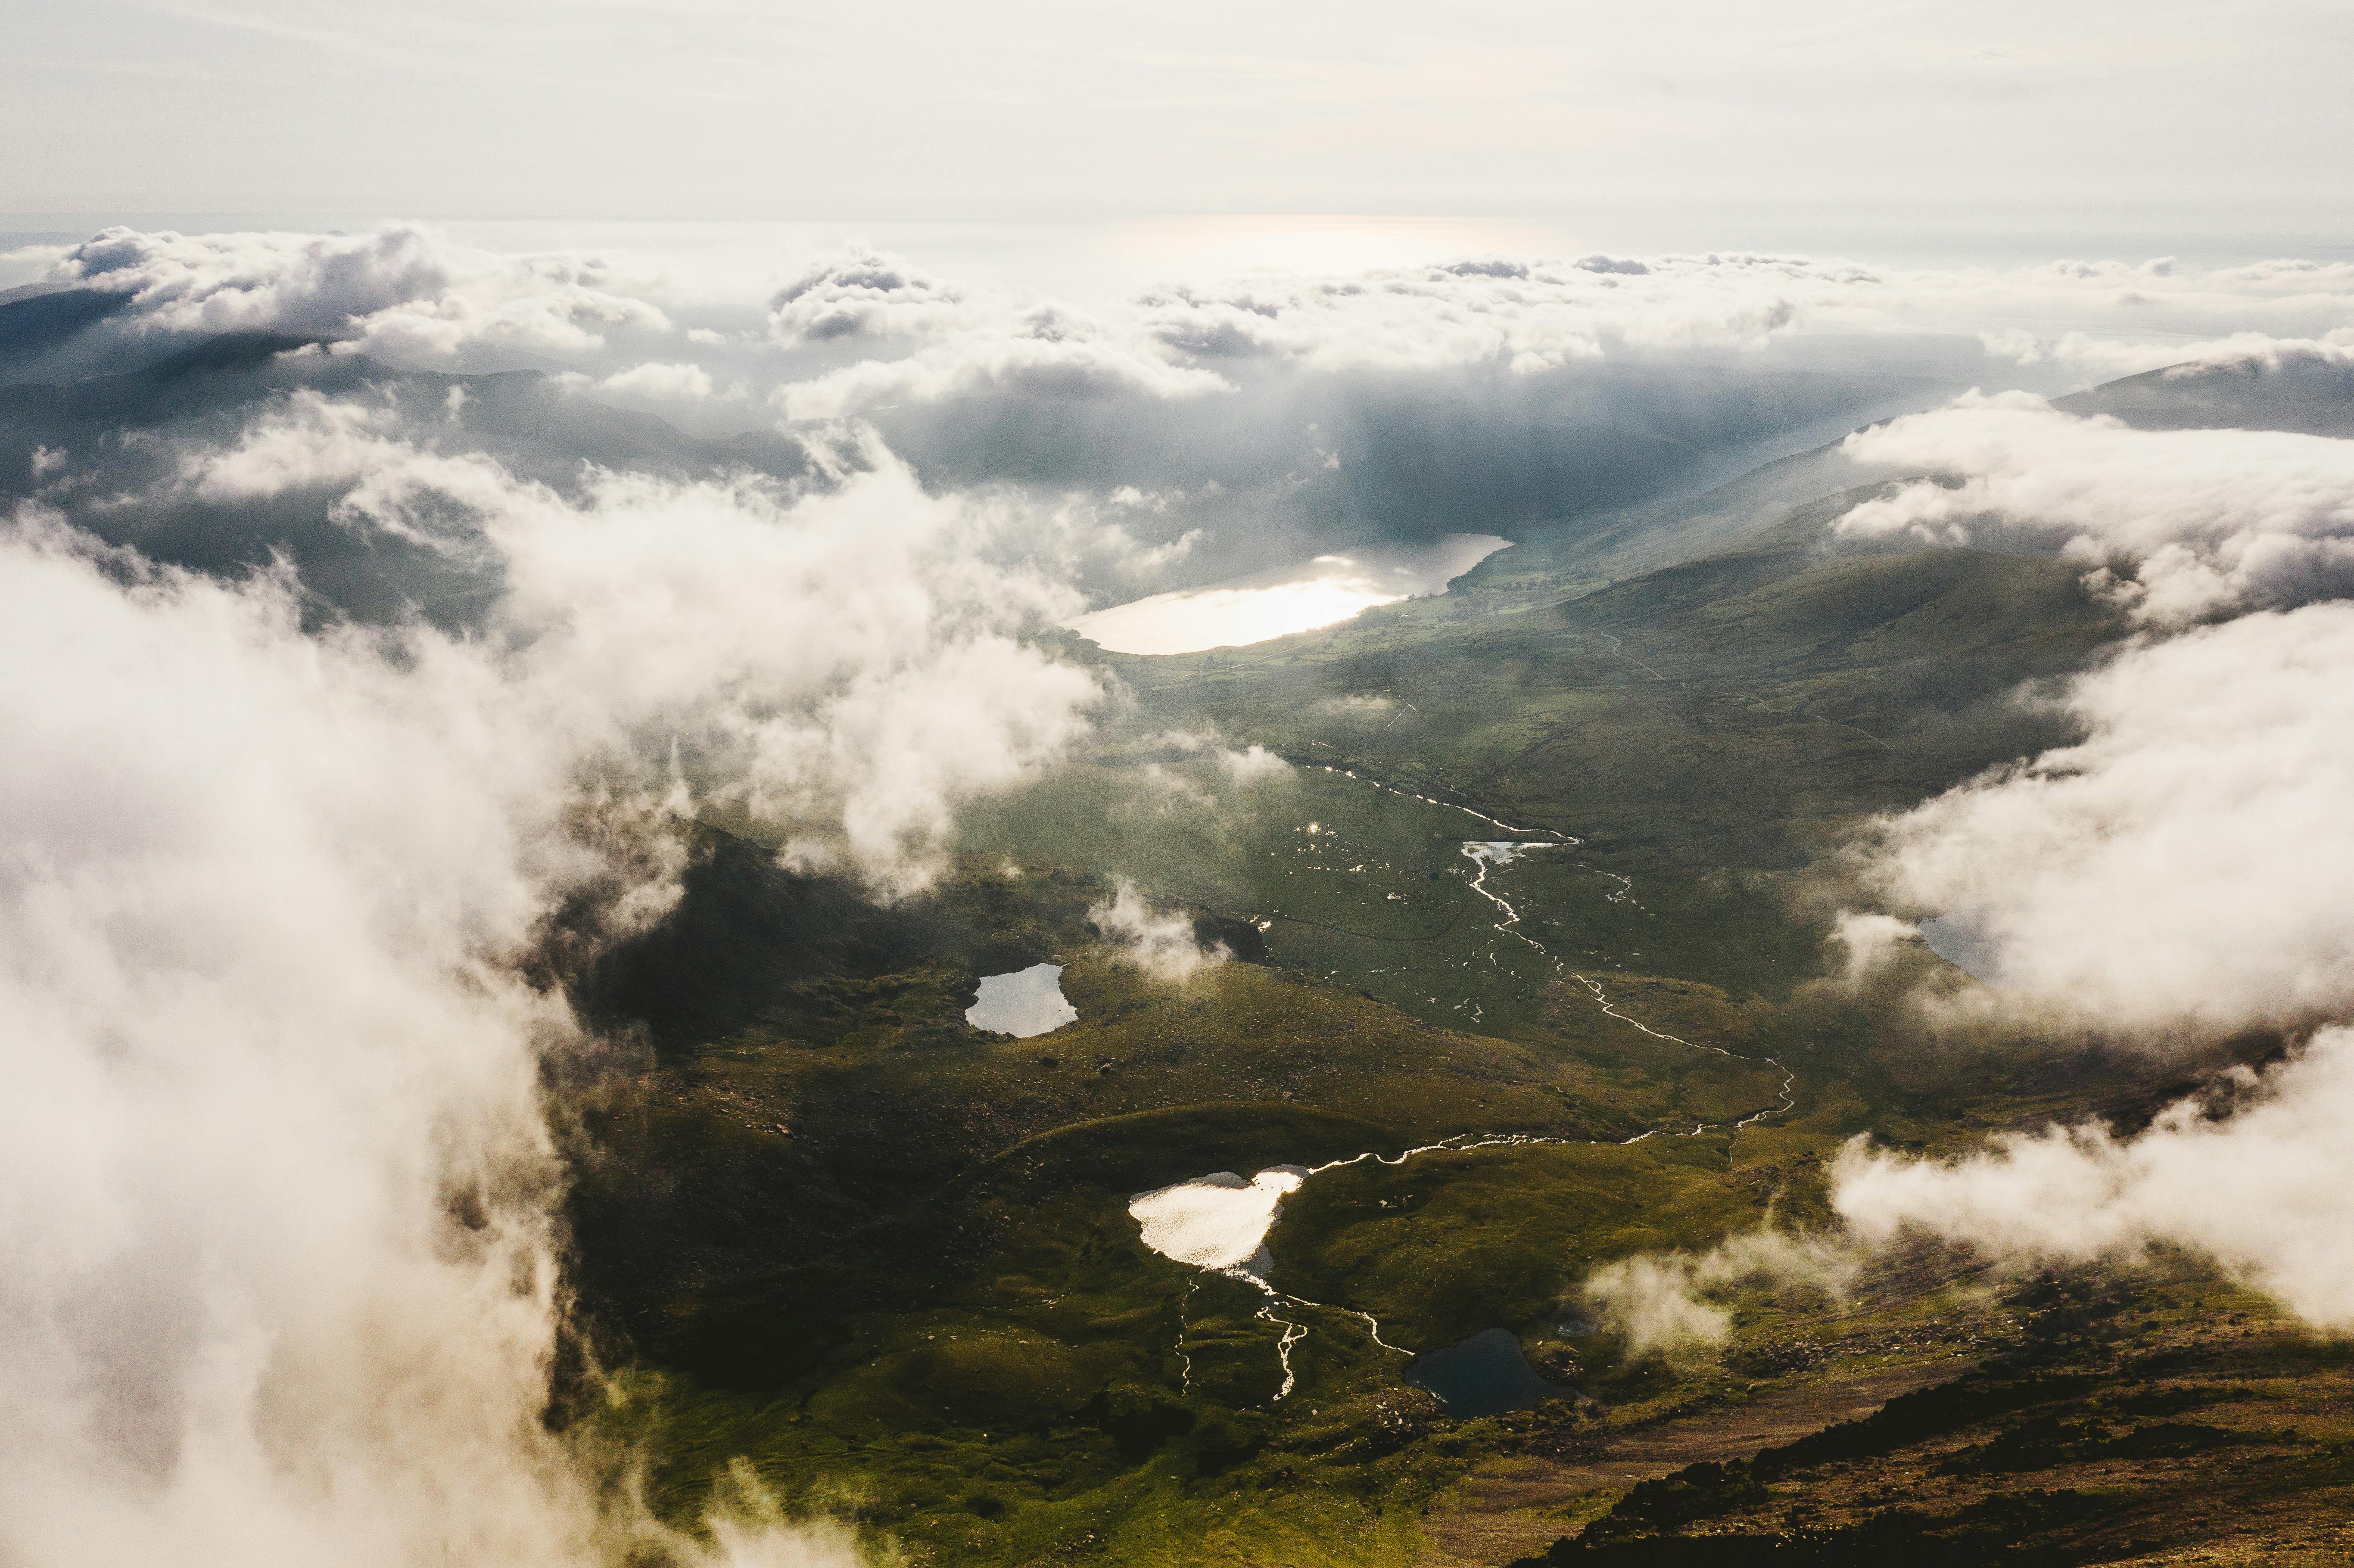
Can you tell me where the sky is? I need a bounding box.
[6,0,2354,262]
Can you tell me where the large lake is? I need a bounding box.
[1068,534,1510,654]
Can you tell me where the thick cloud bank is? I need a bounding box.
[20,226,2354,604]
[21,228,2354,412]
[1835,1027,2354,1328]
[50,224,672,367]
[0,407,1098,1565]
[1847,604,2354,1033]
[1836,392,2354,624]
[1821,375,2354,1331]
[0,525,623,1568]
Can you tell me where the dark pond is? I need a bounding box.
[1404,1327,1572,1416]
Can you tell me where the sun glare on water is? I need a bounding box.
[1069,534,1509,655]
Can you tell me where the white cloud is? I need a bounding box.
[1219,742,1288,783]
[167,389,430,502]
[1584,1229,1857,1360]
[33,226,2354,423]
[0,393,1112,1563]
[1088,878,1228,983]
[193,418,1106,895]
[1855,255,2354,349]
[1830,395,2354,1039]
[1138,253,1815,374]
[1834,1025,2354,1328]
[1597,1026,2354,1345]
[1134,252,2354,380]
[595,360,718,401]
[1826,910,1924,983]
[773,307,1228,420]
[1835,392,2354,624]
[1845,603,2354,1035]
[1090,729,1293,824]
[766,241,974,344]
[0,515,866,1568]
[1815,304,2354,1329]
[47,224,673,367]
[1978,326,2354,379]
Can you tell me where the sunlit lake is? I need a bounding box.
[965,962,1077,1037]
[1128,1167,1307,1280]
[1067,534,1509,655]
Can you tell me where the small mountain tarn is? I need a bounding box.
[1406,1327,1575,1417]
[965,962,1078,1037]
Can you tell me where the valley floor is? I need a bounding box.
[569,476,2330,1565]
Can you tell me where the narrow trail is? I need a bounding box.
[1732,693,1894,753]
[1588,629,1893,755]
[1594,629,1669,681]
[1149,822,1803,1400]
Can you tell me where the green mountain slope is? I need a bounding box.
[558,424,2336,1565]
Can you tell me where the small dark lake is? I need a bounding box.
[1404,1327,1572,1416]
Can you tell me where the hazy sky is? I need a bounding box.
[7,0,2352,255]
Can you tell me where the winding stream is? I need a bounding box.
[1133,825,1800,1399]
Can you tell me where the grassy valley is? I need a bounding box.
[564,454,2323,1565]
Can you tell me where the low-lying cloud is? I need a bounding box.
[1820,371,2354,1332]
[1844,603,2354,1035]
[1088,878,1230,983]
[1834,1026,2354,1328]
[1828,395,2354,1039]
[1583,1029,2354,1352]
[0,388,1109,1563]
[1835,392,2354,624]
[1584,1229,1857,1360]
[121,391,1105,892]
[0,518,880,1567]
[49,224,673,367]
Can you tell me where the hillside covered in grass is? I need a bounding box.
[559,404,2336,1564]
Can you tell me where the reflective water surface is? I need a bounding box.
[965,962,1077,1036]
[1068,535,1510,654]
